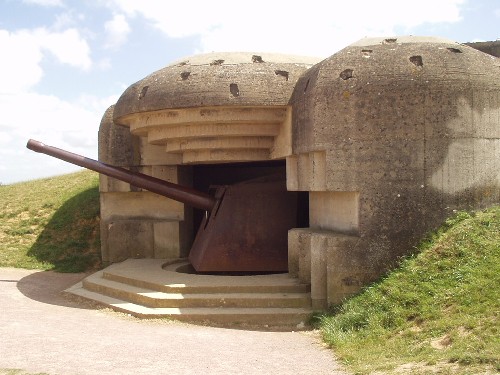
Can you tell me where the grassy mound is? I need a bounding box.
[320,206,499,374]
[0,171,101,272]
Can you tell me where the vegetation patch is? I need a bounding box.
[0,171,101,272]
[319,206,499,374]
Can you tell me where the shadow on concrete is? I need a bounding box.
[17,270,94,309]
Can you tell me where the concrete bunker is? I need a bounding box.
[30,38,498,321]
[98,52,319,273]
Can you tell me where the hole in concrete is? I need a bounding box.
[252,55,264,63]
[409,55,423,67]
[192,160,309,254]
[340,69,354,80]
[275,70,289,80]
[183,160,311,275]
[230,83,240,97]
[175,263,286,276]
[447,47,462,53]
[384,38,397,44]
[210,59,225,66]
[180,71,191,80]
[361,49,373,57]
[138,85,149,99]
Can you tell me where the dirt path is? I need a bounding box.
[0,268,348,375]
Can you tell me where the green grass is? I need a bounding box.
[319,206,500,374]
[0,170,101,272]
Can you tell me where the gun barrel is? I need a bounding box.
[27,139,216,211]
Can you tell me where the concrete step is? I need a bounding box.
[102,259,310,294]
[67,283,313,329]
[83,272,311,309]
[66,259,314,330]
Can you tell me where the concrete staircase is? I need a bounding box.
[66,259,313,330]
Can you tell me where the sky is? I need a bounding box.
[0,0,498,184]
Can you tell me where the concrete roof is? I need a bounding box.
[113,52,321,125]
[349,35,459,47]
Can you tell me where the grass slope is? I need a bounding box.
[0,171,101,272]
[320,206,499,374]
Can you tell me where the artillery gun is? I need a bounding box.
[27,139,297,273]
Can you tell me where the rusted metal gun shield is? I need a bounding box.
[189,175,298,272]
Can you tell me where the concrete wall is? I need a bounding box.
[96,53,320,266]
[466,40,500,58]
[98,105,193,264]
[288,36,500,307]
[96,40,499,310]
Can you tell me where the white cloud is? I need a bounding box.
[22,0,64,6]
[0,29,45,93]
[0,27,91,94]
[37,28,92,70]
[96,57,112,70]
[0,25,107,183]
[104,14,131,49]
[0,91,117,183]
[107,0,466,56]
[52,11,80,30]
[0,92,98,147]
[105,0,217,38]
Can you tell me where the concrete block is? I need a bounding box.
[100,220,110,264]
[99,174,130,193]
[139,137,181,166]
[149,122,280,142]
[98,105,136,167]
[166,137,274,153]
[309,152,326,191]
[309,192,359,234]
[298,153,310,191]
[288,229,312,283]
[271,107,292,159]
[310,233,328,309]
[182,149,270,164]
[153,221,182,259]
[150,165,180,183]
[287,229,301,277]
[298,231,312,284]
[119,104,293,165]
[106,220,154,262]
[100,192,184,222]
[286,156,299,191]
[325,234,368,306]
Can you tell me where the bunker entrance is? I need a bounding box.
[190,161,309,274]
[26,140,309,274]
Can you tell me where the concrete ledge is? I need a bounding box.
[289,228,362,308]
[66,259,314,330]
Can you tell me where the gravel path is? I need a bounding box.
[0,268,348,375]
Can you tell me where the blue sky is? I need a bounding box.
[0,0,498,184]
